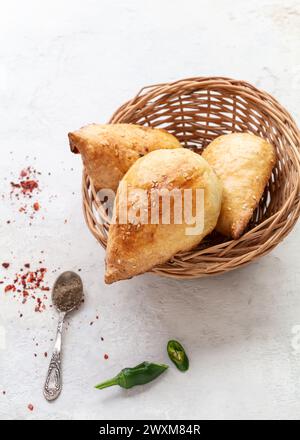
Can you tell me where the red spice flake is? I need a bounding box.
[24,263,30,268]
[27,403,34,411]
[104,354,109,360]
[27,272,35,283]
[35,298,42,312]
[2,391,6,395]
[5,284,15,293]
[20,180,38,193]
[10,182,21,189]
[33,202,40,211]
[2,262,10,269]
[44,352,47,357]
[20,169,28,178]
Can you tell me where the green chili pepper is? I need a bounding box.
[95,361,168,390]
[167,340,189,372]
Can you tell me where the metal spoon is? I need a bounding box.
[43,271,83,401]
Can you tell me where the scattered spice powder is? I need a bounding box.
[9,167,41,220]
[104,354,109,360]
[3,266,49,312]
[27,403,34,411]
[2,263,10,269]
[10,167,40,197]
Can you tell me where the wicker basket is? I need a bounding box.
[82,77,300,279]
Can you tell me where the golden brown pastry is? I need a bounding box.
[202,132,276,239]
[105,148,222,284]
[68,123,181,191]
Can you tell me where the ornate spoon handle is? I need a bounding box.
[43,312,65,401]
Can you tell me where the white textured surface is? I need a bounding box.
[1,0,300,420]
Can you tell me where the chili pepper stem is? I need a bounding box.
[95,376,119,390]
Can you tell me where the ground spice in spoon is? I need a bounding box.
[52,277,82,312]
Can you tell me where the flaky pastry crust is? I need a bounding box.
[69,123,182,192]
[202,132,276,239]
[105,149,222,283]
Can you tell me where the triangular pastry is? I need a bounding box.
[69,123,181,191]
[105,148,222,283]
[202,132,276,239]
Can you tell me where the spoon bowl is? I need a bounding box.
[52,271,83,313]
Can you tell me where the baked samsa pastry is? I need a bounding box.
[202,132,276,239]
[69,123,181,191]
[105,148,222,284]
